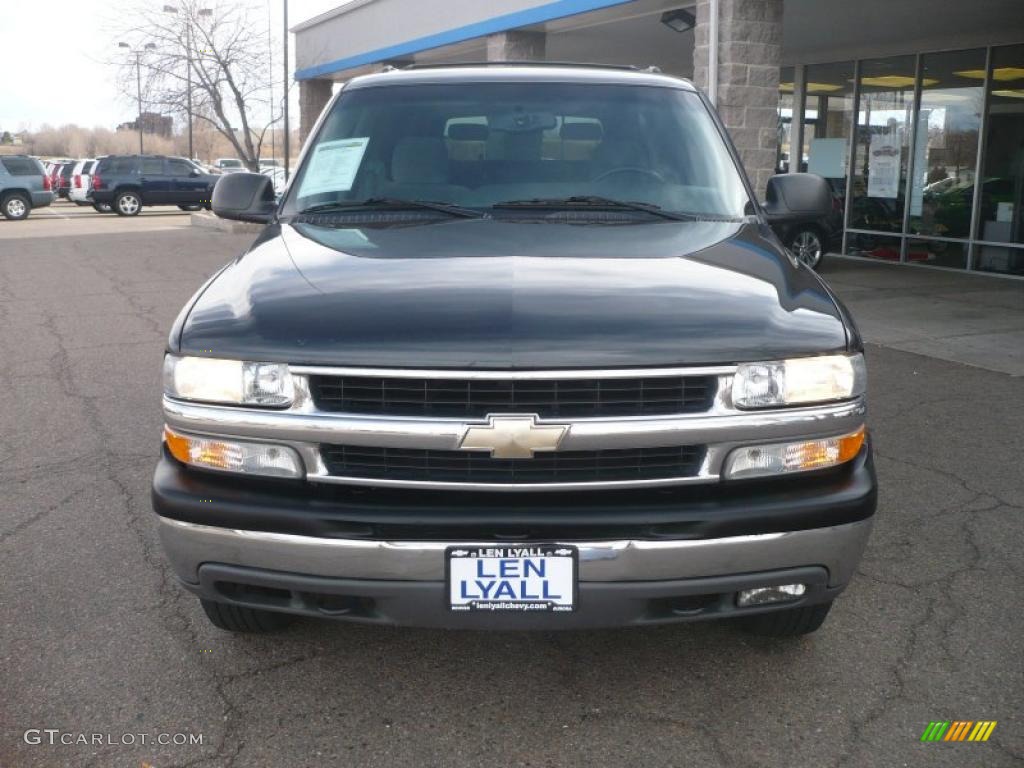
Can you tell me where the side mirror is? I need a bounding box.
[189,169,201,177]
[763,173,832,220]
[212,172,277,224]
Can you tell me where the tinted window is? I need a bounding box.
[82,161,95,174]
[60,165,74,178]
[103,157,138,175]
[1,157,41,175]
[166,159,194,176]
[285,82,750,218]
[141,158,164,175]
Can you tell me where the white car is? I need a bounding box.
[69,159,97,206]
[213,158,245,173]
[261,166,287,196]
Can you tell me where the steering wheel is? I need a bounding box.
[592,166,666,184]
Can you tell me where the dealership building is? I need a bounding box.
[292,0,1024,278]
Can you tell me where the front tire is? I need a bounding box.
[200,599,295,633]
[114,190,141,216]
[741,600,833,637]
[788,227,824,270]
[1,192,31,220]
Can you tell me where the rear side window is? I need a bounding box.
[166,159,194,176]
[141,158,164,175]
[2,157,41,176]
[102,157,138,175]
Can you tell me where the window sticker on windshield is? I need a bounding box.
[298,137,370,196]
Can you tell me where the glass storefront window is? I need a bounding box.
[908,49,985,246]
[976,44,1024,275]
[777,66,795,173]
[801,61,854,235]
[849,56,917,233]
[846,232,903,262]
[907,238,969,270]
[782,46,1024,278]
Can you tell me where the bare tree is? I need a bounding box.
[109,0,277,169]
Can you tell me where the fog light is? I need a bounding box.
[725,426,865,479]
[737,583,806,607]
[163,426,303,478]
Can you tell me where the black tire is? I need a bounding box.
[787,226,825,270]
[200,598,295,633]
[1,192,31,221]
[93,202,113,213]
[114,190,141,216]
[178,204,202,211]
[741,601,833,637]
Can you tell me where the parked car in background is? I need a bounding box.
[55,162,76,200]
[69,159,97,206]
[48,163,64,195]
[213,158,245,173]
[0,155,54,220]
[90,154,218,216]
[261,165,287,196]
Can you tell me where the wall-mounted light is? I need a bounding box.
[661,8,695,33]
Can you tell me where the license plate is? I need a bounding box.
[447,545,577,612]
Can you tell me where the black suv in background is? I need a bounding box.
[90,155,217,216]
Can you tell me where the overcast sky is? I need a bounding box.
[0,0,346,133]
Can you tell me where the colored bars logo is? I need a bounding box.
[921,721,997,742]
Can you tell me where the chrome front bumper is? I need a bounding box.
[158,516,873,588]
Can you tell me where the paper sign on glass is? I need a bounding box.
[298,137,370,197]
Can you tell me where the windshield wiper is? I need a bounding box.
[492,196,725,222]
[295,197,486,219]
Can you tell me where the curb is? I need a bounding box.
[190,211,264,235]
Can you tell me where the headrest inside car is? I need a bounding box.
[392,137,449,183]
[447,123,490,141]
[560,122,603,141]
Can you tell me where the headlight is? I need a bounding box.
[163,355,294,407]
[732,354,866,409]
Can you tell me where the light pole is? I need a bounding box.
[118,42,156,153]
[282,0,289,181]
[164,5,212,161]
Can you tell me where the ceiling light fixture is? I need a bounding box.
[661,8,696,33]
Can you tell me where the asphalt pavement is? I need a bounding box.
[0,203,1021,768]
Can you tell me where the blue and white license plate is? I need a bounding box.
[447,545,577,612]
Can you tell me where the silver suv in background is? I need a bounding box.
[0,155,53,220]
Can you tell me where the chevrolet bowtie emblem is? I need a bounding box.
[458,415,569,459]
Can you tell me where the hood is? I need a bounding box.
[177,218,848,368]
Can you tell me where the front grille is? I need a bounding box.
[308,374,716,418]
[320,444,705,485]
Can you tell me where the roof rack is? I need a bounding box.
[397,61,661,73]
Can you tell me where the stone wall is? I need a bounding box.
[299,79,334,142]
[693,0,783,196]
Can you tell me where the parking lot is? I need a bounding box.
[0,201,1021,768]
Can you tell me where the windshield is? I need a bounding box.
[282,81,751,219]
